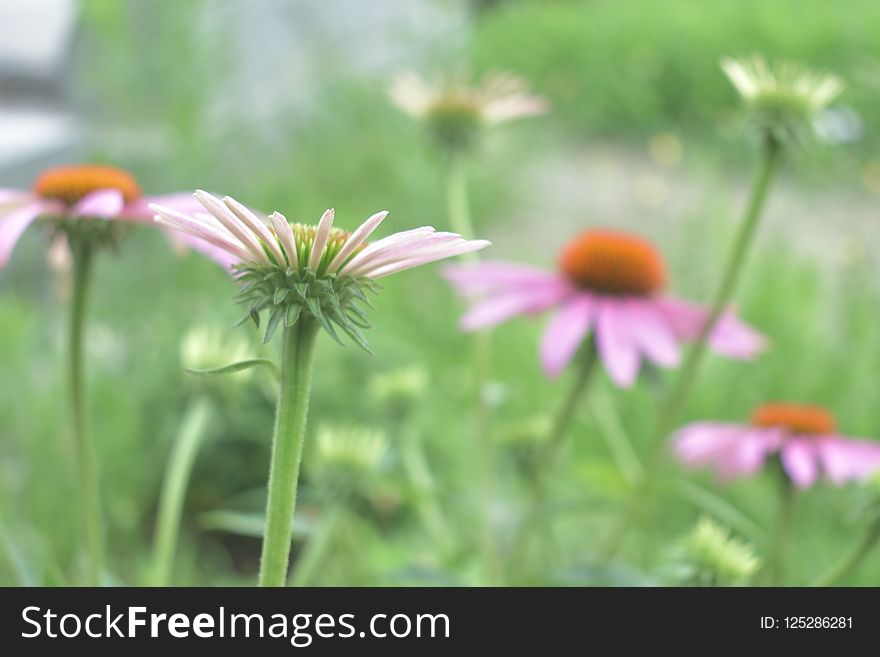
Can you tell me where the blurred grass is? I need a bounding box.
[2,0,880,585]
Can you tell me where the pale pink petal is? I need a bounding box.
[460,279,568,331]
[0,201,47,267]
[781,438,819,488]
[167,229,240,270]
[308,208,335,270]
[339,226,437,275]
[443,261,565,297]
[656,296,766,360]
[596,298,640,387]
[366,239,491,278]
[817,437,880,484]
[125,193,206,222]
[716,429,778,480]
[151,204,251,263]
[348,232,462,277]
[269,211,299,269]
[0,189,31,205]
[539,294,594,377]
[674,422,743,468]
[194,190,269,264]
[73,189,124,218]
[327,210,388,273]
[625,298,681,368]
[223,196,286,265]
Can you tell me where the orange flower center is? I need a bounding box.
[33,165,141,206]
[558,229,666,296]
[750,403,836,435]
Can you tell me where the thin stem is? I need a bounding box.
[149,396,212,586]
[258,318,320,587]
[812,514,880,587]
[765,474,795,586]
[69,241,103,585]
[599,137,782,561]
[506,345,598,579]
[446,152,477,247]
[289,505,345,587]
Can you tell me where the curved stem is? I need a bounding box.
[258,318,320,586]
[289,505,345,587]
[599,138,782,561]
[69,241,103,585]
[812,514,880,587]
[149,396,212,586]
[506,345,598,579]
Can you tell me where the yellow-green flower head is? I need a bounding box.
[181,325,254,380]
[721,56,844,145]
[388,70,548,153]
[684,517,761,586]
[310,425,388,502]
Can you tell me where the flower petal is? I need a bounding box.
[73,188,125,218]
[459,279,567,331]
[223,196,286,265]
[781,438,819,488]
[308,208,335,270]
[443,261,564,297]
[0,201,46,268]
[596,298,641,387]
[366,239,491,279]
[269,211,299,269]
[539,294,594,377]
[327,210,388,273]
[656,296,767,360]
[151,204,251,263]
[625,298,681,368]
[194,190,269,264]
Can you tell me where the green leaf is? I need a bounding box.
[186,358,281,380]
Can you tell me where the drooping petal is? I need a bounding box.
[625,298,681,368]
[780,438,819,488]
[193,190,269,264]
[73,188,125,218]
[0,201,47,268]
[817,436,880,484]
[716,429,778,481]
[656,296,767,360]
[269,211,298,269]
[539,294,594,377]
[339,226,437,275]
[674,423,778,482]
[151,204,251,263]
[443,261,566,298]
[595,298,641,387]
[308,208,335,270]
[327,210,388,273]
[166,229,241,270]
[223,196,286,265]
[366,239,491,279]
[459,279,568,331]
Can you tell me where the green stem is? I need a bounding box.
[149,396,212,586]
[599,137,782,561]
[69,241,103,585]
[506,345,598,579]
[812,514,880,586]
[446,153,477,247]
[766,475,795,586]
[258,318,320,587]
[289,505,345,587]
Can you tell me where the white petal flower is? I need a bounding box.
[151,192,491,347]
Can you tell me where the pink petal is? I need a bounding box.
[674,422,743,467]
[817,437,880,484]
[716,429,777,481]
[0,201,46,268]
[270,211,299,269]
[442,261,564,297]
[656,296,766,360]
[308,208,335,269]
[625,298,681,368]
[781,438,819,488]
[364,239,491,278]
[460,281,569,331]
[327,210,388,273]
[595,298,640,387]
[539,294,594,377]
[339,226,435,275]
[73,189,125,218]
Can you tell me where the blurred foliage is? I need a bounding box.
[1,0,880,586]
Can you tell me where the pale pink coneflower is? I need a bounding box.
[151,190,491,347]
[674,402,880,488]
[0,164,230,268]
[444,229,765,387]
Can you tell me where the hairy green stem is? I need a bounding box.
[599,138,782,561]
[811,514,880,586]
[258,318,319,586]
[149,397,212,586]
[506,345,598,579]
[69,242,104,585]
[289,505,344,587]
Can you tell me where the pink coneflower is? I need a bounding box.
[444,229,765,387]
[674,402,880,488]
[0,164,229,267]
[152,190,491,345]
